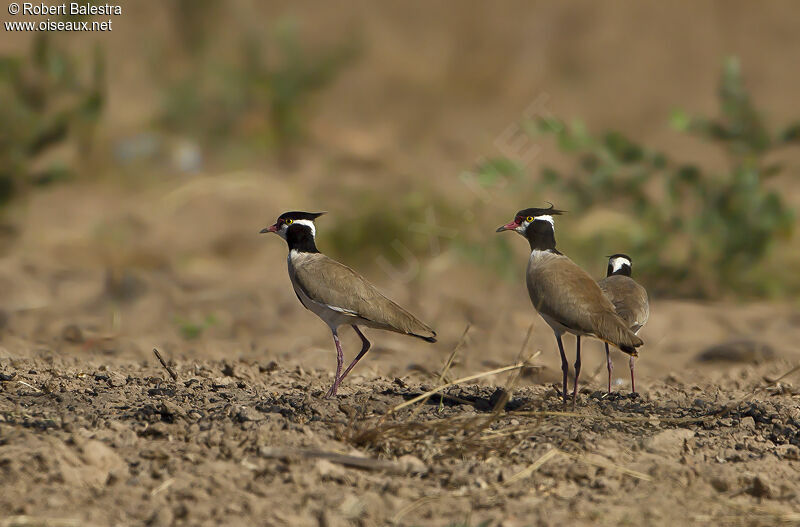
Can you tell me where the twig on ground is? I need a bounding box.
[436,324,471,411]
[763,364,800,385]
[153,348,178,381]
[563,450,652,481]
[469,325,537,437]
[383,362,526,418]
[504,447,561,485]
[411,324,470,418]
[510,410,711,424]
[17,380,41,393]
[391,496,444,524]
[258,447,410,474]
[150,478,175,496]
[505,447,651,485]
[1,517,80,527]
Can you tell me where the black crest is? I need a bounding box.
[277,211,326,223]
[514,203,566,222]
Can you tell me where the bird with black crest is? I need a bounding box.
[496,204,643,405]
[261,211,437,397]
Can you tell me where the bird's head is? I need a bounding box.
[495,203,565,237]
[606,253,633,277]
[260,211,326,241]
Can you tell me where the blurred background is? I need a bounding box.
[1,1,799,387]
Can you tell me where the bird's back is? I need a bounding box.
[598,274,649,332]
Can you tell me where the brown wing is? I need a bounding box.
[598,275,650,331]
[527,255,643,353]
[291,253,436,340]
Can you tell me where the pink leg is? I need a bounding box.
[555,333,569,405]
[629,355,636,394]
[338,325,371,383]
[572,336,582,407]
[605,343,613,394]
[325,329,344,398]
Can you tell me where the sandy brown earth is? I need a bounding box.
[2,352,800,527]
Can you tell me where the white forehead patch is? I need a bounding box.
[610,256,631,273]
[291,219,316,237]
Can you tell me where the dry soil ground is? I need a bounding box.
[2,352,800,527]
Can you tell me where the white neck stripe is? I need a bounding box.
[611,257,631,273]
[535,215,554,226]
[292,219,316,237]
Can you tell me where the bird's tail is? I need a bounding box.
[410,331,437,343]
[593,313,643,356]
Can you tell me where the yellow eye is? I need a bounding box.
[526,216,534,222]
[285,219,293,225]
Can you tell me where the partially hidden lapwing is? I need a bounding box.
[496,205,643,405]
[261,211,437,397]
[598,254,649,394]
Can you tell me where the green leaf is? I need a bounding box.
[780,122,800,143]
[675,165,701,184]
[651,152,668,169]
[761,163,783,179]
[669,108,692,131]
[540,167,560,185]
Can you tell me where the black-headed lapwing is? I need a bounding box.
[261,211,437,397]
[496,205,643,405]
[598,254,649,394]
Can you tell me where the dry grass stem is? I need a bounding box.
[411,324,470,418]
[763,364,800,384]
[511,411,711,425]
[504,447,561,485]
[563,451,652,481]
[153,348,178,381]
[1,517,81,527]
[384,362,526,417]
[258,447,410,474]
[150,478,176,496]
[16,380,40,392]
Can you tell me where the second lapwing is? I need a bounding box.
[496,205,643,405]
[261,211,437,397]
[598,254,649,394]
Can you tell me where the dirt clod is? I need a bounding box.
[750,475,774,499]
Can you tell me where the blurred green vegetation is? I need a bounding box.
[174,314,218,340]
[1,22,796,304]
[156,16,360,152]
[453,157,529,280]
[323,192,459,270]
[522,58,797,298]
[0,35,104,209]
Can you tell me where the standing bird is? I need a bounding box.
[496,205,643,405]
[261,211,437,397]
[597,254,649,394]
